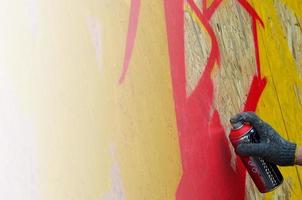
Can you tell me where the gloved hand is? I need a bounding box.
[230,112,297,166]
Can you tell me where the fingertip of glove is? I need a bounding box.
[235,144,247,155]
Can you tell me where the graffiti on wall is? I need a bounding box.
[118,0,268,199]
[164,0,266,199]
[118,0,302,199]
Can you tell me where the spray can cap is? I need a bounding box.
[230,119,244,130]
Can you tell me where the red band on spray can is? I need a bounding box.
[229,121,283,193]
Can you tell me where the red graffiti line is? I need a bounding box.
[187,0,221,98]
[118,0,141,84]
[237,0,267,111]
[164,0,267,199]
[204,0,223,19]
[202,0,207,13]
[164,0,245,199]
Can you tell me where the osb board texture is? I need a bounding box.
[185,0,302,199]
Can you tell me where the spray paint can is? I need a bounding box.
[229,121,283,193]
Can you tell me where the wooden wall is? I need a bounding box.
[1,0,302,199]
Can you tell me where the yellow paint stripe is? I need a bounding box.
[281,0,302,20]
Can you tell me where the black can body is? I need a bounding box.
[229,123,283,193]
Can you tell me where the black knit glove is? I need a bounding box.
[230,112,297,166]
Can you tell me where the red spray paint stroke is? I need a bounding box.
[204,0,223,19]
[164,0,246,199]
[202,0,208,13]
[244,76,267,111]
[118,0,141,84]
[164,0,267,199]
[237,0,267,111]
[187,0,221,99]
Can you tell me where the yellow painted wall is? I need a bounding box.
[0,0,181,199]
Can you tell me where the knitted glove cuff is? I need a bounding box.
[280,142,297,166]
